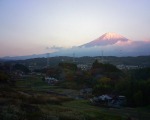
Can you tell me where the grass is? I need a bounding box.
[63,100,123,119]
[40,102,122,120]
[1,75,149,120]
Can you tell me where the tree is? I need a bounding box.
[0,71,9,83]
[92,60,103,69]
[93,77,113,95]
[59,62,77,71]
[46,67,60,78]
[133,90,143,106]
[13,64,30,74]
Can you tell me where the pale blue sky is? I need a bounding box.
[0,0,150,57]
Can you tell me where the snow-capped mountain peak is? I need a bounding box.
[81,32,129,47]
[100,32,127,40]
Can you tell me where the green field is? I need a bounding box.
[0,75,149,120]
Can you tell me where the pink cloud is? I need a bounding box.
[115,40,133,46]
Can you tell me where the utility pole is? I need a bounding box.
[101,50,104,63]
[46,53,50,68]
[73,53,75,63]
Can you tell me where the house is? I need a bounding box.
[45,77,58,85]
[108,96,126,108]
[98,94,112,101]
[90,94,112,106]
[77,64,91,71]
[90,95,126,108]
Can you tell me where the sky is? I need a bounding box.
[0,0,150,57]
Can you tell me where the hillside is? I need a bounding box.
[3,56,150,69]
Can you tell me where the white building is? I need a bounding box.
[45,77,58,85]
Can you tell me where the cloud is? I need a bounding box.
[52,40,150,57]
[114,40,133,46]
[45,45,64,52]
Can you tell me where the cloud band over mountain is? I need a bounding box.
[55,32,150,57]
[1,32,150,60]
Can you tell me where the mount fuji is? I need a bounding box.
[1,32,150,60]
[68,32,150,56]
[80,32,131,47]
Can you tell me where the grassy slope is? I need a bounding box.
[0,75,149,120]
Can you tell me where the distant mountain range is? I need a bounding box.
[1,32,150,60]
